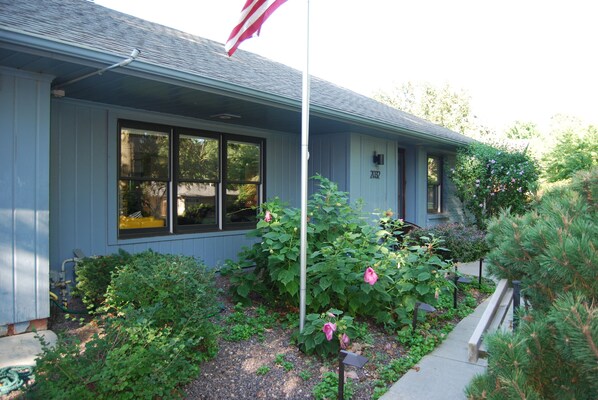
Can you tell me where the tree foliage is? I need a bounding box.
[505,120,541,140]
[542,126,597,183]
[374,81,474,135]
[450,142,539,228]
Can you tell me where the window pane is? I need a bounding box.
[427,156,442,213]
[227,141,260,182]
[120,128,169,179]
[427,157,440,185]
[178,135,219,181]
[177,183,217,226]
[225,183,258,223]
[119,180,167,229]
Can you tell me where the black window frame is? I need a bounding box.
[118,119,265,239]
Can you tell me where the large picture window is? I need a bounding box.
[427,155,442,213]
[118,120,264,237]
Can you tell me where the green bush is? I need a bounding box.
[30,251,219,399]
[294,308,358,357]
[485,168,597,311]
[408,223,488,262]
[466,293,597,400]
[225,175,452,328]
[466,168,598,399]
[450,142,539,228]
[74,249,132,311]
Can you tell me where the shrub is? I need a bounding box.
[408,223,488,262]
[294,308,357,357]
[74,249,132,311]
[450,142,539,228]
[466,168,598,399]
[485,168,597,311]
[226,175,452,328]
[30,251,219,399]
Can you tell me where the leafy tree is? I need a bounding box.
[466,168,598,400]
[505,120,540,140]
[450,142,539,228]
[374,81,475,135]
[542,126,597,182]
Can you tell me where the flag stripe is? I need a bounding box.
[225,0,287,56]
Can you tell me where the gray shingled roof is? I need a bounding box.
[0,0,472,145]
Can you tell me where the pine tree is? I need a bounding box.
[466,168,598,400]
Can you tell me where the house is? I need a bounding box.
[0,0,473,335]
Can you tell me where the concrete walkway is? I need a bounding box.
[380,260,491,400]
[0,330,57,369]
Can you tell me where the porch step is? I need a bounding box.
[468,279,513,362]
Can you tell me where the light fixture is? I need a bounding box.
[338,350,368,399]
[373,152,384,166]
[412,301,436,333]
[210,113,241,120]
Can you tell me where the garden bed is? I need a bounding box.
[33,273,492,400]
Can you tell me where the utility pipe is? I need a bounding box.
[52,48,140,90]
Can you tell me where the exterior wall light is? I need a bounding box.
[373,152,384,166]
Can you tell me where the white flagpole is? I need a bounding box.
[299,0,311,333]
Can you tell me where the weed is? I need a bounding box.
[256,365,271,376]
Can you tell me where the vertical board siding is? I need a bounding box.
[50,100,301,272]
[0,71,16,325]
[309,133,349,193]
[347,134,399,216]
[0,68,51,326]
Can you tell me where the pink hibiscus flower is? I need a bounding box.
[322,322,337,341]
[364,267,378,285]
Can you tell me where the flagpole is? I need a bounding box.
[299,0,310,333]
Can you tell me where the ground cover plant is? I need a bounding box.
[466,168,598,400]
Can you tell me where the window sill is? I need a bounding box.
[116,229,253,245]
[427,213,449,220]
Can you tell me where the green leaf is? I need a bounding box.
[319,276,332,290]
[417,271,431,281]
[416,283,430,295]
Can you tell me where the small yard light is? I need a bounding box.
[449,265,471,308]
[338,350,368,400]
[412,301,436,333]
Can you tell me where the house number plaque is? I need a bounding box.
[370,170,381,179]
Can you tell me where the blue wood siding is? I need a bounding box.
[50,99,301,272]
[348,134,399,216]
[309,133,349,193]
[0,68,51,326]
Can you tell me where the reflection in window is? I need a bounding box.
[118,181,167,229]
[120,128,169,179]
[118,120,264,237]
[177,183,217,226]
[427,155,442,213]
[225,183,258,223]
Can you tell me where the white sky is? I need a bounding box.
[94,0,598,133]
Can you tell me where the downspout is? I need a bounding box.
[51,48,140,94]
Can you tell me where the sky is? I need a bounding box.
[94,0,598,134]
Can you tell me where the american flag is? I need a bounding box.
[225,0,287,56]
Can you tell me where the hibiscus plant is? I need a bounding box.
[225,175,452,329]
